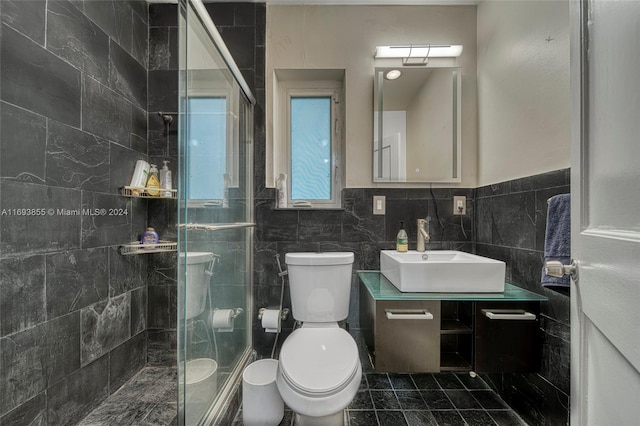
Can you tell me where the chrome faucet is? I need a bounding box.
[417,216,431,252]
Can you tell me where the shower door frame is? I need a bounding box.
[177,0,256,424]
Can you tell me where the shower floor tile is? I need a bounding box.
[78,367,177,426]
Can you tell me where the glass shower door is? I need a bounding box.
[177,1,254,424]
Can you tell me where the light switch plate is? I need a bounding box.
[373,196,386,215]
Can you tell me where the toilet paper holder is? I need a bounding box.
[258,308,290,321]
[223,308,244,319]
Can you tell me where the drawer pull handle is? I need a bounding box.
[385,309,434,320]
[482,309,537,321]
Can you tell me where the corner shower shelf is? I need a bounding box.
[121,186,177,199]
[119,240,177,256]
[178,222,257,231]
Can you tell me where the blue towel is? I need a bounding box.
[541,194,571,290]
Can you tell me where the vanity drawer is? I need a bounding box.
[474,301,541,372]
[374,300,441,372]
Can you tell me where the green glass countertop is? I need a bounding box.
[358,271,548,301]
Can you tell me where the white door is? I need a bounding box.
[570,0,640,424]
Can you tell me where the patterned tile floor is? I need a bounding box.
[233,331,528,426]
[80,334,527,426]
[233,371,528,426]
[79,367,178,426]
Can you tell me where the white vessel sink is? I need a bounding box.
[380,250,506,293]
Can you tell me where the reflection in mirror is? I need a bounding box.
[185,13,239,208]
[185,83,239,208]
[373,67,461,183]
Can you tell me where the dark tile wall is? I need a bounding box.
[0,1,149,423]
[147,2,179,366]
[475,169,571,426]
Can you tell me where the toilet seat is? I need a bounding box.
[279,327,359,397]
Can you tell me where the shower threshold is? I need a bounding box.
[78,367,177,426]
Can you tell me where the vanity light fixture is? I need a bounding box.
[385,69,402,80]
[375,44,463,66]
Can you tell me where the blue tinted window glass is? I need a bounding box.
[290,97,332,200]
[187,97,226,200]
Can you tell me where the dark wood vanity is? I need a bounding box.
[358,271,547,373]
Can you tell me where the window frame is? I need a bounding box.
[278,83,344,209]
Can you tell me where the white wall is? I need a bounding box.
[266,5,478,188]
[476,0,570,186]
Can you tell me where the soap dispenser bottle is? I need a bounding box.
[146,164,160,196]
[160,161,172,197]
[396,221,408,252]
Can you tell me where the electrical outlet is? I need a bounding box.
[453,196,466,215]
[373,196,386,215]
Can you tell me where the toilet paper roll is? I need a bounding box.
[261,309,281,333]
[211,309,234,332]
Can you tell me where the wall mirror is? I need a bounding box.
[373,66,461,183]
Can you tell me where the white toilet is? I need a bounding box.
[276,252,361,426]
[179,251,215,320]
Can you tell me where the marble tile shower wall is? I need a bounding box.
[0,1,149,424]
[146,3,179,367]
[475,169,571,426]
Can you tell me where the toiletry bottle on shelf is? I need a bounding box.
[276,173,287,208]
[141,227,159,248]
[160,161,172,197]
[396,221,408,252]
[129,160,150,195]
[146,164,160,196]
[223,173,230,208]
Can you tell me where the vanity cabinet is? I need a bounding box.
[475,302,541,372]
[359,271,547,374]
[365,299,441,372]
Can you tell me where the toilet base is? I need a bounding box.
[294,410,345,426]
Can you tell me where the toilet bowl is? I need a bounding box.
[276,324,361,425]
[276,252,360,426]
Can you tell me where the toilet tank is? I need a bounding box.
[179,252,214,320]
[285,252,354,322]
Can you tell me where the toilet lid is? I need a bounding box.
[279,328,359,396]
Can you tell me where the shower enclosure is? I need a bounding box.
[177,1,255,424]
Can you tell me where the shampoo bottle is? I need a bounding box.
[396,221,408,252]
[141,227,159,248]
[146,164,160,196]
[276,174,287,208]
[223,173,230,208]
[129,160,150,195]
[160,161,172,197]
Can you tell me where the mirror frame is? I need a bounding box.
[374,66,462,183]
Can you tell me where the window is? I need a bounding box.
[290,96,333,201]
[273,72,344,209]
